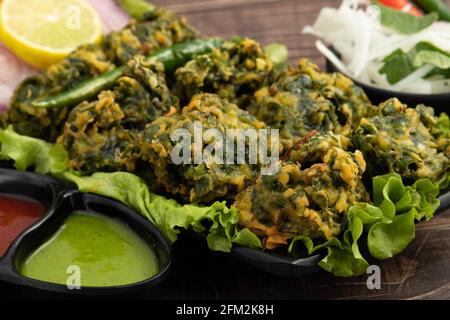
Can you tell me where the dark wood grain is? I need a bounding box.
[128,209,450,301]
[143,0,450,300]
[149,0,450,301]
[2,0,449,301]
[152,0,339,67]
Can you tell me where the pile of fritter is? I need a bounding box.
[3,8,198,141]
[234,133,369,249]
[352,98,449,185]
[172,38,273,108]
[248,59,374,148]
[140,93,272,203]
[2,7,449,250]
[58,56,174,173]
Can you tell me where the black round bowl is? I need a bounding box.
[0,169,172,295]
[325,58,450,115]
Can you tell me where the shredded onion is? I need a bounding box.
[87,0,130,33]
[303,0,450,94]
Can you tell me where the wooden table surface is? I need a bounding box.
[2,0,450,301]
[147,0,450,301]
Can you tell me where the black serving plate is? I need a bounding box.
[439,189,450,213]
[185,189,450,277]
[325,54,450,115]
[0,169,449,287]
[185,230,323,277]
[0,169,171,295]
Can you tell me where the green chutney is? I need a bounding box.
[21,211,159,287]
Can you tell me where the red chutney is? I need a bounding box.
[0,194,45,256]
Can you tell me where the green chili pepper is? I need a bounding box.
[115,0,156,20]
[32,38,224,109]
[414,0,450,21]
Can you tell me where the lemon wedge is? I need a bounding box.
[0,0,102,69]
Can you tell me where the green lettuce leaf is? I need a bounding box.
[0,128,441,277]
[289,213,369,277]
[64,172,262,251]
[0,126,69,173]
[379,42,450,84]
[367,209,416,259]
[375,3,438,34]
[0,127,261,252]
[413,50,450,69]
[356,173,438,259]
[289,173,440,276]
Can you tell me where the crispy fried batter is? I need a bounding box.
[234,133,369,249]
[141,93,275,203]
[352,98,449,184]
[4,8,198,141]
[172,38,273,108]
[248,59,374,148]
[58,56,174,173]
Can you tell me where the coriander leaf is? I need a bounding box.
[379,50,416,84]
[382,48,404,62]
[426,67,450,79]
[375,3,438,34]
[413,50,450,69]
[379,42,450,84]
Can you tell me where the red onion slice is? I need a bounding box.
[0,0,130,111]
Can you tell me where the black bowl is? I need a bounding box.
[325,57,450,115]
[0,169,172,295]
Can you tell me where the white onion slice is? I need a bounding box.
[0,43,36,111]
[304,0,450,94]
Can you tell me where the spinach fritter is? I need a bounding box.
[352,98,449,185]
[234,132,369,249]
[4,8,197,141]
[248,59,374,148]
[58,56,175,173]
[141,93,277,203]
[172,38,273,108]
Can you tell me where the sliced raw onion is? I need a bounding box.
[0,43,36,112]
[0,0,131,111]
[304,0,450,94]
[87,0,130,33]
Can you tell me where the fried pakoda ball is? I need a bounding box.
[141,93,277,203]
[4,8,198,141]
[248,59,374,148]
[102,9,198,65]
[58,57,175,173]
[415,106,450,158]
[352,98,449,185]
[172,38,273,108]
[234,133,369,250]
